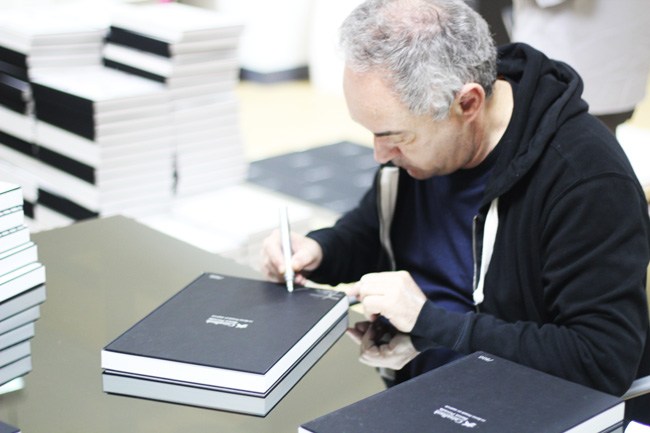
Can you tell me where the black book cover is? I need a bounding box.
[0,59,28,82]
[107,27,173,58]
[0,131,36,158]
[37,145,95,184]
[37,188,98,221]
[102,273,348,392]
[0,96,26,115]
[300,352,624,433]
[33,100,96,140]
[31,82,94,116]
[103,59,166,84]
[0,46,27,71]
[0,72,30,114]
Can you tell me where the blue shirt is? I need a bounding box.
[392,150,500,313]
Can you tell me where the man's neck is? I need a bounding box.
[484,79,514,153]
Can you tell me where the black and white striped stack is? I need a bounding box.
[103,2,248,197]
[29,65,174,225]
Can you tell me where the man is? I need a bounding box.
[262,0,650,423]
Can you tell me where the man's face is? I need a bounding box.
[343,67,475,179]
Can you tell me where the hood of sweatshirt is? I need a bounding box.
[483,43,590,205]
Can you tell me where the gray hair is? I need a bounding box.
[340,0,497,120]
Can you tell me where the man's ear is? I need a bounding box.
[455,83,485,120]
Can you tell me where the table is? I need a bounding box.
[0,216,384,432]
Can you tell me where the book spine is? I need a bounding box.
[107,27,172,58]
[0,263,45,303]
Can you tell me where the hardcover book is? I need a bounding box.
[0,340,30,368]
[0,322,34,351]
[0,72,30,114]
[0,355,31,387]
[103,43,239,80]
[0,242,37,278]
[0,208,23,234]
[299,352,625,433]
[109,3,243,45]
[102,273,348,414]
[103,314,347,416]
[0,305,39,335]
[0,182,22,213]
[0,226,30,256]
[0,285,46,323]
[30,65,168,115]
[0,262,46,304]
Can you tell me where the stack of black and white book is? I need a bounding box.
[0,3,107,145]
[0,5,106,81]
[103,2,248,197]
[299,351,625,433]
[101,273,348,416]
[28,65,174,224]
[0,3,166,228]
[0,182,46,390]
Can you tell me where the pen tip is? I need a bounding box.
[287,280,294,293]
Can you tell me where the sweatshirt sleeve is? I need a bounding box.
[411,174,650,396]
[305,171,386,285]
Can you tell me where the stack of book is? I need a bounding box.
[28,65,174,224]
[0,4,107,145]
[0,5,106,79]
[101,273,348,416]
[0,182,46,388]
[0,5,106,81]
[103,2,248,197]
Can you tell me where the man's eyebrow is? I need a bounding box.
[373,130,402,137]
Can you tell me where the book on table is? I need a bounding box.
[299,351,625,433]
[0,355,30,387]
[101,272,349,416]
[0,182,22,213]
[0,322,34,351]
[0,242,37,279]
[102,313,347,416]
[0,305,39,335]
[0,284,46,323]
[0,262,46,304]
[0,340,30,369]
[109,2,244,47]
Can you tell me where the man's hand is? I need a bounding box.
[347,320,420,370]
[260,229,323,286]
[346,271,427,333]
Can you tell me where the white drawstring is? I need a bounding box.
[474,198,499,305]
[379,166,399,270]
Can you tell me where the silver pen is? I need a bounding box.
[279,206,294,292]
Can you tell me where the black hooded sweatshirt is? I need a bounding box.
[307,43,650,423]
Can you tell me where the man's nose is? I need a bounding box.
[373,139,396,164]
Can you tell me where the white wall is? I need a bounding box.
[207,0,313,75]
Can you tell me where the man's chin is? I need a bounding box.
[405,168,426,180]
